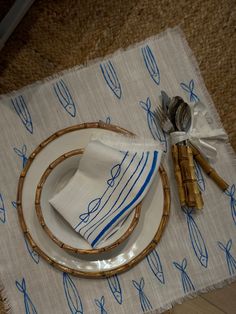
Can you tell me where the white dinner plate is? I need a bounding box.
[17,122,170,277]
[35,149,141,254]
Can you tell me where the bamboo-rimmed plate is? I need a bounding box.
[35,148,142,254]
[17,122,170,278]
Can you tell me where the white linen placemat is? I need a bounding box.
[49,135,162,247]
[0,27,235,314]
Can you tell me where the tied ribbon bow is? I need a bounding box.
[170,101,227,160]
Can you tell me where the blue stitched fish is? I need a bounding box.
[224,184,236,226]
[14,144,28,169]
[146,249,165,284]
[132,278,152,312]
[0,193,6,224]
[100,61,122,99]
[16,278,37,314]
[63,273,83,314]
[11,95,33,134]
[24,236,40,264]
[107,274,122,304]
[95,296,107,314]
[53,79,77,117]
[141,45,160,85]
[182,207,208,268]
[218,239,236,276]
[173,258,195,294]
[180,79,199,102]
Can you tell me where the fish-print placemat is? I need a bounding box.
[0,27,235,314]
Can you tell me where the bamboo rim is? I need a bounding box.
[35,148,142,254]
[17,122,170,278]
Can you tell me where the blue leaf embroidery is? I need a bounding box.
[224,184,236,226]
[100,61,122,99]
[14,144,28,169]
[139,97,167,152]
[182,207,208,268]
[63,273,83,314]
[11,95,33,134]
[180,79,199,102]
[95,296,107,314]
[53,79,77,117]
[193,159,205,192]
[107,274,122,304]
[0,193,6,224]
[146,249,165,284]
[141,45,160,85]
[132,278,152,312]
[16,278,37,314]
[218,239,236,276]
[173,258,195,294]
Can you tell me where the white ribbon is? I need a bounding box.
[170,101,227,160]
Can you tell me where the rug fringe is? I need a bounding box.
[0,280,13,314]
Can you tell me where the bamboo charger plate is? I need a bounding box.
[35,148,142,254]
[17,122,170,278]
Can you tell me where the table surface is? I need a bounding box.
[0,0,235,313]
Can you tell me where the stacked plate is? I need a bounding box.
[17,122,170,278]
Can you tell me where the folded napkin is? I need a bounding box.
[49,134,162,247]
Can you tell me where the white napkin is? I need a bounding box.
[49,134,162,247]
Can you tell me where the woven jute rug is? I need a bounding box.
[0,0,235,313]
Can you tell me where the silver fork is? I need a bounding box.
[154,104,174,133]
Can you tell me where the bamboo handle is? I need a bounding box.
[178,145,204,210]
[171,144,186,207]
[191,145,229,191]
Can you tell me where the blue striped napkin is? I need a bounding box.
[49,134,162,247]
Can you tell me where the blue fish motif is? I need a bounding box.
[182,207,208,268]
[139,97,167,152]
[100,61,122,99]
[105,117,111,124]
[173,258,195,294]
[224,184,236,226]
[63,273,83,314]
[24,236,40,264]
[79,198,102,223]
[99,117,111,125]
[146,249,165,284]
[193,159,205,192]
[14,144,28,169]
[218,239,236,276]
[95,296,107,314]
[107,163,122,187]
[11,95,33,134]
[16,278,37,314]
[180,79,199,102]
[107,274,122,304]
[132,278,152,313]
[12,201,17,209]
[53,79,76,117]
[0,193,6,224]
[141,45,160,85]
[76,151,129,230]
